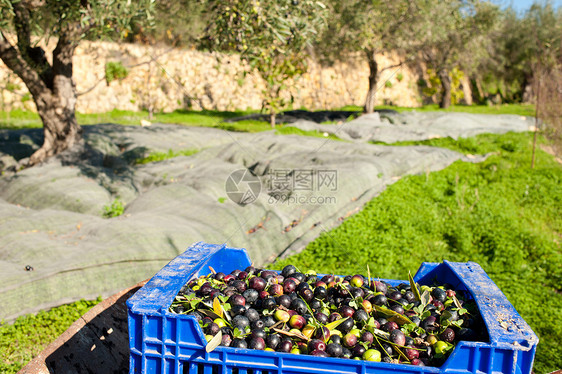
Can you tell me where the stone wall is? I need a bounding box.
[0,40,423,114]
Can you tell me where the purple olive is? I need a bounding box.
[389,329,406,346]
[308,339,326,352]
[249,337,265,350]
[249,276,266,291]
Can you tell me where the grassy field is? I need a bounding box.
[272,132,561,373]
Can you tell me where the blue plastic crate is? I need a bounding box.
[127,242,538,374]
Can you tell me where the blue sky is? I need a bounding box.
[492,0,562,13]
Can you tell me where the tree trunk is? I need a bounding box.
[470,77,484,104]
[0,19,82,167]
[439,69,452,109]
[31,90,81,165]
[270,112,276,128]
[29,41,81,165]
[364,50,379,114]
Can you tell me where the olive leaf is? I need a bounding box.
[408,271,421,302]
[325,316,349,330]
[452,295,463,309]
[451,319,464,328]
[205,330,222,353]
[402,323,418,334]
[374,305,412,325]
[413,304,424,316]
[232,327,250,339]
[273,327,310,341]
[213,297,223,319]
[174,293,201,312]
[420,290,431,308]
[197,308,222,321]
[371,328,390,340]
[441,310,453,321]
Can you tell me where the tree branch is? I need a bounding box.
[52,21,84,79]
[12,2,32,57]
[380,62,404,73]
[11,2,54,89]
[0,31,49,101]
[76,45,176,96]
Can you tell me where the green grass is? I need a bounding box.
[0,108,264,130]
[0,298,101,373]
[102,198,125,218]
[372,133,525,154]
[338,103,536,117]
[135,148,200,164]
[0,103,536,131]
[0,108,341,136]
[272,131,561,373]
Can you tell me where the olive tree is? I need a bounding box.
[0,0,155,166]
[317,0,423,113]
[419,0,499,108]
[201,0,327,127]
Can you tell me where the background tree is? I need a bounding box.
[516,2,561,101]
[0,0,155,166]
[419,0,499,108]
[469,8,527,103]
[471,3,561,104]
[317,0,423,113]
[201,0,327,127]
[126,0,207,47]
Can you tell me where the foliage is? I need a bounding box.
[420,69,441,98]
[102,198,124,218]
[135,148,199,164]
[272,132,562,373]
[316,0,422,112]
[0,298,101,374]
[104,61,129,85]
[422,68,465,105]
[318,0,417,59]
[1,0,155,39]
[200,0,327,126]
[473,3,562,103]
[127,0,208,46]
[418,0,499,108]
